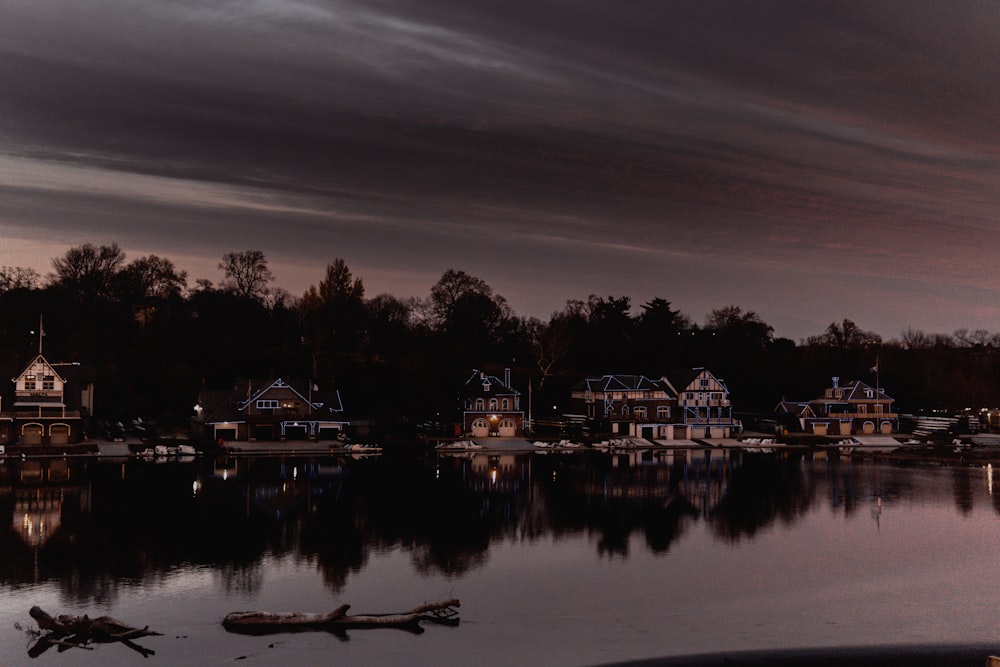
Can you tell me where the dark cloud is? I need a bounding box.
[3,0,1000,339]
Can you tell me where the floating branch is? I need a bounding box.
[223,599,461,637]
[26,606,163,657]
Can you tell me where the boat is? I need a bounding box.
[152,443,199,457]
[345,443,383,456]
[435,440,483,451]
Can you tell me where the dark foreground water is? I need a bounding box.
[1,448,999,666]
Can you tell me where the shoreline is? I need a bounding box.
[597,642,1000,666]
[4,433,1000,466]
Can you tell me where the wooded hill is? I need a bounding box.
[1,244,998,437]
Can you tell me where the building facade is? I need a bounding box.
[461,369,524,437]
[663,368,737,439]
[2,354,83,446]
[570,374,677,438]
[197,378,348,443]
[793,377,898,436]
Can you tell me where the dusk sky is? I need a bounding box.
[3,1,1000,340]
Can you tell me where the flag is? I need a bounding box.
[869,357,879,374]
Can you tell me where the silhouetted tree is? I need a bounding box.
[51,243,126,301]
[119,255,188,301]
[806,319,881,349]
[219,250,274,301]
[0,266,41,292]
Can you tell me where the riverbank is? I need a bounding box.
[602,643,1000,666]
[6,433,1000,467]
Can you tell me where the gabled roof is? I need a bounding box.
[572,374,670,394]
[464,370,519,397]
[200,377,344,423]
[663,368,728,394]
[774,400,809,415]
[12,354,66,383]
[818,379,893,402]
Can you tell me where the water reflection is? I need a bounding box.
[0,450,996,604]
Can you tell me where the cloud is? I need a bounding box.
[4,0,1000,338]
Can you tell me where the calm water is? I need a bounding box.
[1,448,999,666]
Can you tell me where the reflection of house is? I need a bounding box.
[196,378,348,443]
[664,368,737,439]
[777,377,898,435]
[461,369,524,438]
[570,375,676,438]
[1,355,84,446]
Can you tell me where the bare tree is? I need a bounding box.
[0,266,41,292]
[219,250,274,301]
[121,255,188,299]
[51,243,126,300]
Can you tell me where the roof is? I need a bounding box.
[200,377,344,423]
[12,354,67,383]
[463,370,520,397]
[572,374,670,394]
[774,400,809,415]
[663,368,729,394]
[818,379,894,402]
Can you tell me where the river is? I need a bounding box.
[1,448,999,665]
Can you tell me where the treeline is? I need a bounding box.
[1,244,999,434]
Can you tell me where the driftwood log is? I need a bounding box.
[223,599,461,636]
[26,606,162,657]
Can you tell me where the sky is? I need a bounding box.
[3,1,1000,341]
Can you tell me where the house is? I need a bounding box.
[570,368,737,439]
[2,354,83,445]
[461,369,524,437]
[196,378,348,443]
[787,377,897,436]
[663,368,737,438]
[569,374,677,438]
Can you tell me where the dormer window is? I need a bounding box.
[482,381,491,392]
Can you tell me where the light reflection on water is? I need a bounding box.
[0,450,999,665]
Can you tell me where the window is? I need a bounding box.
[634,406,647,419]
[858,405,866,414]
[42,381,54,390]
[622,405,630,416]
[257,399,279,409]
[489,398,498,410]
[657,406,670,420]
[501,398,509,410]
[699,378,710,389]
[475,398,485,411]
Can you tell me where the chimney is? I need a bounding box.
[504,368,511,388]
[832,376,839,388]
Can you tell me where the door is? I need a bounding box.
[22,424,43,445]
[50,424,71,445]
[471,418,489,438]
[498,418,516,437]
